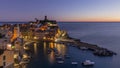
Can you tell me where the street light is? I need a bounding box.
[7,44,12,50]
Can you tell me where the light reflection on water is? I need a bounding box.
[48,51,55,64]
[48,42,67,64]
[31,42,67,64]
[43,42,47,55]
[13,22,120,68]
[26,42,70,68]
[33,43,37,55]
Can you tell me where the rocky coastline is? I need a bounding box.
[56,34,117,57]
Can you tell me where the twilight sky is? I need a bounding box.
[0,0,120,22]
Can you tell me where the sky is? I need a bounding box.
[0,0,120,22]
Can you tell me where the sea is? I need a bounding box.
[57,22,120,68]
[1,22,120,68]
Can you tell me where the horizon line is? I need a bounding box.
[1,20,120,23]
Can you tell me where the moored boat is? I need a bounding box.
[71,61,78,65]
[57,60,64,64]
[82,60,95,66]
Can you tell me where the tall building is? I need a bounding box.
[11,24,20,42]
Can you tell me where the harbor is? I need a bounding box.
[0,16,117,68]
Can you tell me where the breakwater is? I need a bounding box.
[57,36,117,56]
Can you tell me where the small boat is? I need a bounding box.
[82,60,95,66]
[57,60,64,64]
[47,49,52,54]
[53,48,58,52]
[56,56,63,60]
[23,53,31,59]
[64,54,70,58]
[71,45,76,47]
[71,61,78,65]
[14,63,19,67]
[54,53,60,57]
[19,59,30,64]
[79,47,88,50]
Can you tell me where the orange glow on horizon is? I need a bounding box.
[58,17,120,22]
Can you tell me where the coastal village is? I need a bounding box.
[0,16,116,68]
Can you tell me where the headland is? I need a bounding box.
[0,16,116,68]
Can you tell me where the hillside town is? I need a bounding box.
[0,16,68,68]
[0,16,116,68]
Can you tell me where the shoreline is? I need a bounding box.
[54,36,117,57]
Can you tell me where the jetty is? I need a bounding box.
[57,36,117,56]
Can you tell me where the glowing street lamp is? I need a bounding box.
[7,44,12,50]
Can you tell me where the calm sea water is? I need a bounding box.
[58,22,120,68]
[1,22,120,68]
[28,22,120,68]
